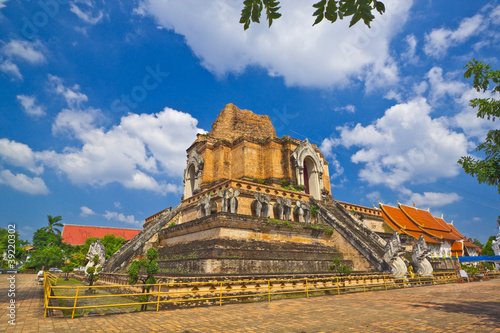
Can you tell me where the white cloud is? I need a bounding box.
[39,106,201,194]
[48,75,88,109]
[0,76,202,195]
[70,1,104,25]
[17,95,46,117]
[0,169,49,195]
[401,34,418,64]
[408,191,462,208]
[0,138,43,174]
[491,5,500,23]
[424,14,485,58]
[425,67,467,102]
[80,206,96,216]
[103,211,141,225]
[1,40,46,64]
[0,0,8,9]
[136,0,412,89]
[424,67,496,141]
[366,191,382,205]
[332,98,469,189]
[333,104,356,113]
[0,58,22,80]
[114,201,121,208]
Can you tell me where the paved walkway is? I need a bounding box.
[1,274,500,332]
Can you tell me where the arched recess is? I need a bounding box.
[183,150,204,199]
[291,139,323,200]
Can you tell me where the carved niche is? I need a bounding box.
[291,139,323,200]
[183,150,204,199]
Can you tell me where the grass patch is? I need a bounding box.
[56,277,83,286]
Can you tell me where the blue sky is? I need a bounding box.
[0,0,499,244]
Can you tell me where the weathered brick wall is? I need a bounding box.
[208,103,277,141]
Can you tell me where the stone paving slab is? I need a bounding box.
[1,274,500,332]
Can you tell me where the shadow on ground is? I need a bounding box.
[411,301,500,329]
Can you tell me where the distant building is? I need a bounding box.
[378,203,480,258]
[61,225,141,246]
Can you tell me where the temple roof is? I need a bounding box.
[207,103,277,141]
[379,204,441,244]
[62,225,141,245]
[399,204,462,241]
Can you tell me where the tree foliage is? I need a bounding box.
[0,228,28,268]
[481,235,497,256]
[43,215,64,235]
[240,0,385,30]
[32,228,63,248]
[30,246,64,270]
[81,234,126,259]
[128,248,159,311]
[458,59,500,193]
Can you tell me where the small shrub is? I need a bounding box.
[329,258,351,275]
[168,221,176,227]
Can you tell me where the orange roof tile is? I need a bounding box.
[399,205,462,241]
[380,204,441,244]
[448,223,466,240]
[463,239,481,250]
[62,225,141,245]
[451,241,463,251]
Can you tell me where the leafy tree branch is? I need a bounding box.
[240,0,385,30]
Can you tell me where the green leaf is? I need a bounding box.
[349,12,362,27]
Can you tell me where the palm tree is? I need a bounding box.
[43,215,64,235]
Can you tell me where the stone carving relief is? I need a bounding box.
[252,192,271,218]
[197,193,217,218]
[296,200,311,224]
[218,188,240,213]
[382,232,407,276]
[85,239,106,276]
[274,197,293,221]
[411,235,433,275]
[183,150,204,199]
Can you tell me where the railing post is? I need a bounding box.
[306,279,309,298]
[418,275,422,287]
[220,282,223,306]
[267,280,270,302]
[383,275,387,290]
[362,276,365,293]
[71,287,80,319]
[336,277,340,295]
[156,284,162,311]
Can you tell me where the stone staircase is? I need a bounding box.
[311,198,389,272]
[104,203,182,273]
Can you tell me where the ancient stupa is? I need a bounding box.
[105,104,404,275]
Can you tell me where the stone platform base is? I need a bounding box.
[156,212,373,274]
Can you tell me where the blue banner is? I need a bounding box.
[458,256,500,262]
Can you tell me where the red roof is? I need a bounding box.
[62,225,141,245]
[380,204,441,244]
[399,205,462,241]
[451,241,464,256]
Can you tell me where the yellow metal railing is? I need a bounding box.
[42,271,500,318]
